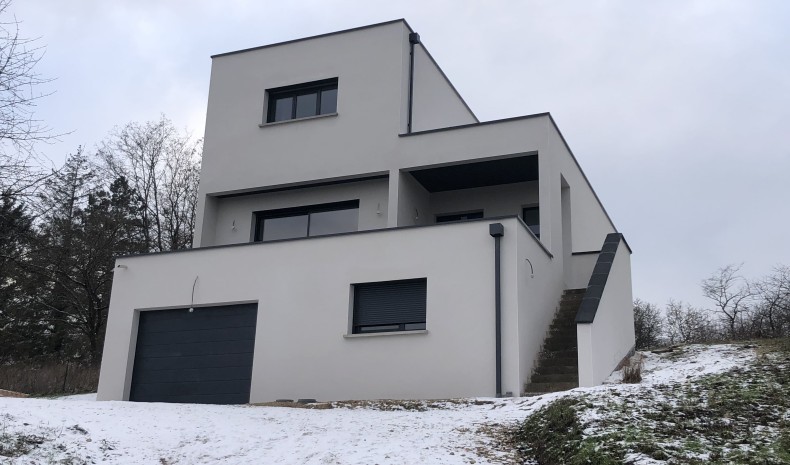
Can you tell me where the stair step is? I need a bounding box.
[549,326,577,335]
[557,301,581,313]
[544,334,577,343]
[538,357,578,368]
[550,327,577,336]
[542,348,577,358]
[531,373,579,384]
[557,305,581,312]
[563,288,587,295]
[551,320,577,328]
[524,381,578,393]
[545,334,576,344]
[535,364,578,375]
[546,338,576,348]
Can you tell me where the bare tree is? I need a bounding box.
[752,265,790,337]
[633,298,664,349]
[701,264,753,339]
[665,299,715,344]
[0,0,56,197]
[97,116,201,252]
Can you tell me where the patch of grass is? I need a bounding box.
[0,430,46,457]
[256,397,497,412]
[0,416,104,464]
[507,397,623,465]
[333,398,493,411]
[506,341,790,464]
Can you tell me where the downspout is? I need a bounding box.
[489,223,504,397]
[407,32,420,134]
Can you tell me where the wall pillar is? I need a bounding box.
[387,169,400,227]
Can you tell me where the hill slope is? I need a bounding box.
[0,342,785,464]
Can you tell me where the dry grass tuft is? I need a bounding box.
[622,364,642,383]
[0,362,99,396]
[621,354,644,384]
[252,401,334,409]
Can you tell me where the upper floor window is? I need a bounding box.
[522,206,540,238]
[266,78,338,123]
[253,200,358,242]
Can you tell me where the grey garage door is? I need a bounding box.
[129,303,258,404]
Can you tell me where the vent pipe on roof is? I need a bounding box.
[407,32,420,134]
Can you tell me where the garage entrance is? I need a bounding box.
[129,303,258,404]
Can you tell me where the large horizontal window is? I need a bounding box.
[266,78,338,123]
[352,278,427,334]
[253,200,359,242]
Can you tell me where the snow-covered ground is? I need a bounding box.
[0,344,756,465]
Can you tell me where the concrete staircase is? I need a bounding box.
[524,288,585,394]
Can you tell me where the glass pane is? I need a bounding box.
[295,93,318,118]
[320,88,337,114]
[436,211,483,223]
[309,208,358,236]
[273,97,293,122]
[522,207,539,226]
[529,225,540,238]
[262,215,308,241]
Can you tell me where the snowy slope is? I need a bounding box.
[0,344,755,465]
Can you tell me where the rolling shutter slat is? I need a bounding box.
[353,278,427,326]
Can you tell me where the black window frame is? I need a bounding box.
[435,210,484,223]
[252,200,359,242]
[265,78,338,123]
[522,205,540,238]
[351,278,427,334]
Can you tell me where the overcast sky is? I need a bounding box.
[9,0,790,308]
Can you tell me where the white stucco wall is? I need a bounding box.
[200,22,407,196]
[568,252,599,290]
[577,240,635,387]
[98,218,534,402]
[410,44,477,132]
[548,125,617,252]
[396,172,431,227]
[209,178,388,246]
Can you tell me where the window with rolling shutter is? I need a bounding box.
[352,278,427,334]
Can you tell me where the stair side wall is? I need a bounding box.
[577,240,635,386]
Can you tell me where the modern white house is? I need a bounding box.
[97,19,635,405]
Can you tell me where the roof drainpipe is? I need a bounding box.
[407,32,420,134]
[489,223,504,397]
